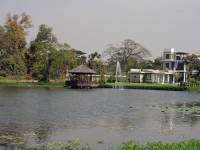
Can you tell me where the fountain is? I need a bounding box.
[114,61,123,88]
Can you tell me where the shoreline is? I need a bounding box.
[0,79,65,88]
[0,79,199,92]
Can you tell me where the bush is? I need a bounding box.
[99,74,106,86]
[107,75,116,83]
[0,71,7,77]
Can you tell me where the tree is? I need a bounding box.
[105,39,151,73]
[50,50,77,80]
[0,13,32,76]
[35,24,57,43]
[88,52,101,67]
[152,57,162,69]
[139,60,153,69]
[87,52,104,74]
[185,55,200,80]
[27,24,81,81]
[27,24,58,81]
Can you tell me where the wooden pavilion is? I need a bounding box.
[68,65,98,88]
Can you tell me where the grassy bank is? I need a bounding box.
[101,82,188,91]
[35,140,200,150]
[0,79,199,92]
[0,79,65,88]
[187,86,200,93]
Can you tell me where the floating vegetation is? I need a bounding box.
[150,102,200,115]
[161,105,200,114]
[0,134,25,145]
[97,140,104,144]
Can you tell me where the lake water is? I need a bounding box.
[0,87,200,149]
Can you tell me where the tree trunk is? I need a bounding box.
[42,59,52,82]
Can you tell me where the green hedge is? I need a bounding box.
[99,83,187,91]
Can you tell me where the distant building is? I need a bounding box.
[130,48,188,84]
[162,48,188,83]
[130,69,164,83]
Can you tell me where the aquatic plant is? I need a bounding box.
[159,105,200,114]
[34,140,200,150]
[118,140,200,150]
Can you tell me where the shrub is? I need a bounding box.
[107,75,116,83]
[0,71,7,77]
[99,74,106,86]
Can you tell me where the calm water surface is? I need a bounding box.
[0,87,200,149]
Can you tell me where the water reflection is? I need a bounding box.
[0,88,200,148]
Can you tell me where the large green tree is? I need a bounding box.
[27,24,80,81]
[0,13,32,76]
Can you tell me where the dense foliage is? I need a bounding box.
[0,13,85,81]
[0,13,199,82]
[0,13,32,77]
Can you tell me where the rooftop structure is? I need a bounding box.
[69,64,96,74]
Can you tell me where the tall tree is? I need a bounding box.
[0,13,32,76]
[28,24,80,81]
[105,39,151,72]
[27,24,57,81]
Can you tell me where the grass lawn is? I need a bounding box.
[0,78,199,92]
[0,79,65,88]
[187,86,200,93]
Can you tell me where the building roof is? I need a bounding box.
[69,65,97,74]
[175,52,189,55]
[130,69,163,74]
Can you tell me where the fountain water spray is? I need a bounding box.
[115,61,122,82]
[114,61,123,88]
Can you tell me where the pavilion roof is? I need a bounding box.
[69,65,97,74]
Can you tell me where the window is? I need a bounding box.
[165,63,169,69]
[176,56,181,60]
[165,54,170,59]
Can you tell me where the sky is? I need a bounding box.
[0,0,200,57]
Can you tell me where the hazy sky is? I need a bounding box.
[0,0,200,57]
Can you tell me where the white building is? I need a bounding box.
[130,48,188,84]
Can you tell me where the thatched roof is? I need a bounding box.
[69,65,96,74]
